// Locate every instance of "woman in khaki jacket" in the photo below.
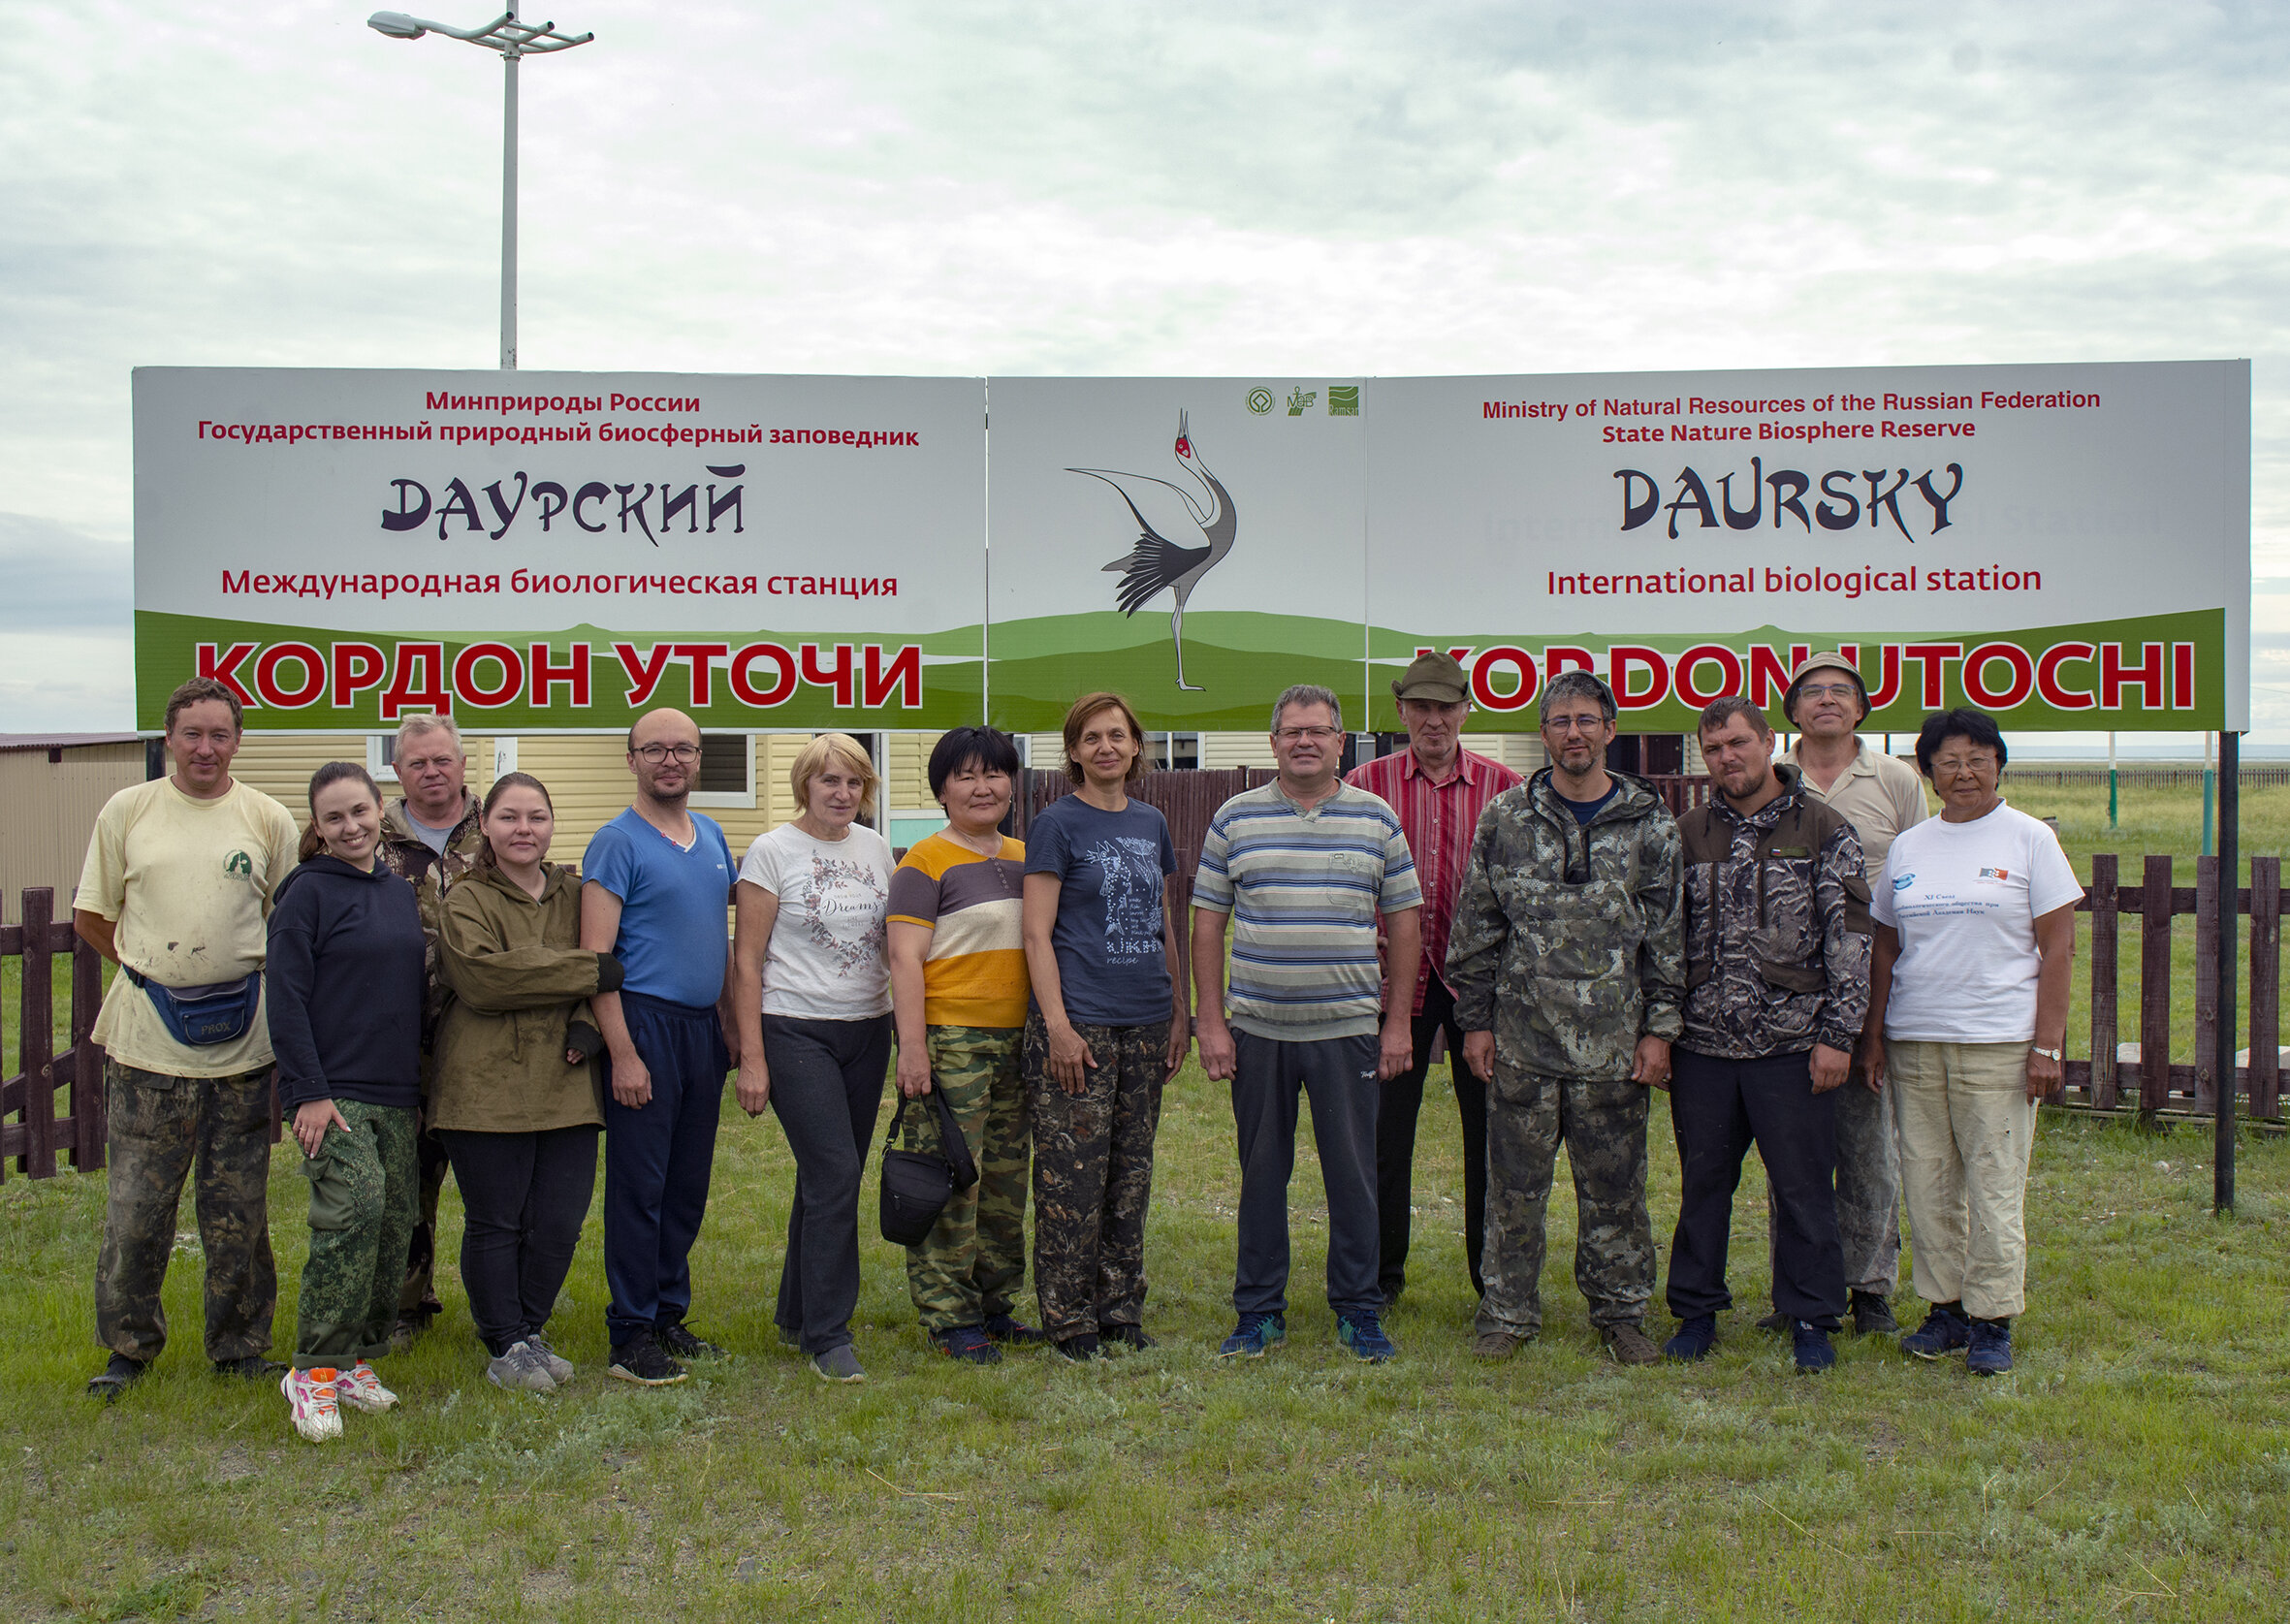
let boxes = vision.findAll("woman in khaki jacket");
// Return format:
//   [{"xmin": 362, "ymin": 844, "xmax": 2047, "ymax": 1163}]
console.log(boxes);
[{"xmin": 433, "ymin": 772, "xmax": 622, "ymax": 1394}]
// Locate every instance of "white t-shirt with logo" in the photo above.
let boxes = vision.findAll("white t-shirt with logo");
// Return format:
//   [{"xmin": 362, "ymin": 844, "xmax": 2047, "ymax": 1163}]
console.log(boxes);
[
  {"xmin": 738, "ymin": 822, "xmax": 896, "ymax": 1020},
  {"xmin": 1871, "ymin": 799, "xmax": 2083, "ymax": 1044}
]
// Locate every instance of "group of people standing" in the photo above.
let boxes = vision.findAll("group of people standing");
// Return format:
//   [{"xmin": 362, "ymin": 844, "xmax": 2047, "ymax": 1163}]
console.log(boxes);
[{"xmin": 76, "ymin": 649, "xmax": 2077, "ymax": 1442}]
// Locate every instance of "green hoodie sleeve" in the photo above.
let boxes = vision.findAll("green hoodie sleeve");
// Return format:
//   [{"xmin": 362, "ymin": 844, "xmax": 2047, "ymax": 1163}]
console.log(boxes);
[{"xmin": 437, "ymin": 883, "xmax": 604, "ymax": 1014}]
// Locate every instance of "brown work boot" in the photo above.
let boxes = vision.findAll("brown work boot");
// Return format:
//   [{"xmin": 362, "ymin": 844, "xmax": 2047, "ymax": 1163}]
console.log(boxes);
[
  {"xmin": 1602, "ymin": 1322, "xmax": 1661, "ymax": 1366},
  {"xmin": 1472, "ymin": 1329, "xmax": 1530, "ymax": 1360}
]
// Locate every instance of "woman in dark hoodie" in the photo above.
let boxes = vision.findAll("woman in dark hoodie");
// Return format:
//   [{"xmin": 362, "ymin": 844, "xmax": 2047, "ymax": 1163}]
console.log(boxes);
[{"xmin": 268, "ymin": 760, "xmax": 427, "ymax": 1444}]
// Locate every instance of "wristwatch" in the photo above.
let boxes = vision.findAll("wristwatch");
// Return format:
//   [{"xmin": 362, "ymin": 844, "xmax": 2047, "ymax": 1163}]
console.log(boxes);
[{"xmin": 2031, "ymin": 1045, "xmax": 2062, "ymax": 1062}]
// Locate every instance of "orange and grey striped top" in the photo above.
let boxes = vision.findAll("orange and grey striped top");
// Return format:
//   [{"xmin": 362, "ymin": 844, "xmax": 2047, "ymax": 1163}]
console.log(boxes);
[{"xmin": 886, "ymin": 832, "xmax": 1030, "ymax": 1029}]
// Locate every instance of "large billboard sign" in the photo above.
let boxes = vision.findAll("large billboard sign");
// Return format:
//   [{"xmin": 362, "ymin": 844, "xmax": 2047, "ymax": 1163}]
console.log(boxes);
[
  {"xmin": 132, "ymin": 368, "xmax": 986, "ymax": 730},
  {"xmin": 134, "ymin": 362, "xmax": 2248, "ymax": 733},
  {"xmin": 1354, "ymin": 362, "xmax": 2248, "ymax": 733}
]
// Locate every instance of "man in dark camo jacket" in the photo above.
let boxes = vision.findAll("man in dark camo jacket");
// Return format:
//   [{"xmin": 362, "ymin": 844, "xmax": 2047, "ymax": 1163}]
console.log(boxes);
[
  {"xmin": 1663, "ymin": 695, "xmax": 1872, "ymax": 1375},
  {"xmin": 1447, "ymin": 670, "xmax": 1684, "ymax": 1367}
]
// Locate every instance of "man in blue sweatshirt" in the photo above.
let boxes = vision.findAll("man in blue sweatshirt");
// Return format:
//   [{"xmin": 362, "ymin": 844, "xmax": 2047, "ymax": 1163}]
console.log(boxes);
[{"xmin": 581, "ymin": 709, "xmax": 742, "ymax": 1386}]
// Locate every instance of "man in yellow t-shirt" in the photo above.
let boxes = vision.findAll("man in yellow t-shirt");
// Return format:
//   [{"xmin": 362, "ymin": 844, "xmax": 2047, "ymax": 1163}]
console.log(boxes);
[{"xmin": 73, "ymin": 678, "xmax": 302, "ymax": 1400}]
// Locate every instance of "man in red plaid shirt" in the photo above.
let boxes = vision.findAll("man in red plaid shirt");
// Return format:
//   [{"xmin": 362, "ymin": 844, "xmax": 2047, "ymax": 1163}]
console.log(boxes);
[{"xmin": 1345, "ymin": 653, "xmax": 1523, "ymax": 1307}]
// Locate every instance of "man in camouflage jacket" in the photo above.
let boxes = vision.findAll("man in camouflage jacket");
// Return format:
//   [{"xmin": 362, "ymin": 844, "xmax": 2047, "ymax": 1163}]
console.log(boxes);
[
  {"xmin": 1448, "ymin": 671, "xmax": 1683, "ymax": 1366},
  {"xmin": 375, "ymin": 716, "xmax": 486, "ymax": 1339},
  {"xmin": 1663, "ymin": 696, "xmax": 1871, "ymax": 1372}
]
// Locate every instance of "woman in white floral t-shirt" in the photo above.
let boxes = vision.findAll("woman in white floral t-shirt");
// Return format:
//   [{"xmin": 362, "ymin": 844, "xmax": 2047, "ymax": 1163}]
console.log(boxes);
[{"xmin": 731, "ymin": 734, "xmax": 896, "ymax": 1383}]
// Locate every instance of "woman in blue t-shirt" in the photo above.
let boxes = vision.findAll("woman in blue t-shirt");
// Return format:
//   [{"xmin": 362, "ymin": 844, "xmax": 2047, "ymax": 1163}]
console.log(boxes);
[{"xmin": 1020, "ymin": 692, "xmax": 1192, "ymax": 1360}]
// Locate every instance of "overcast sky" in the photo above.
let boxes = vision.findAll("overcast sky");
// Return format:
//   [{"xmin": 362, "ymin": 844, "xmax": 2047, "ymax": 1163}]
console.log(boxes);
[{"xmin": 4, "ymin": 0, "xmax": 2285, "ymax": 747}]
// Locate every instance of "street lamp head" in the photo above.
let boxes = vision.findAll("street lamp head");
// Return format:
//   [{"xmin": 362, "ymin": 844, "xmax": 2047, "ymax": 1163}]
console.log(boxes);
[{"xmin": 364, "ymin": 11, "xmax": 593, "ymax": 53}]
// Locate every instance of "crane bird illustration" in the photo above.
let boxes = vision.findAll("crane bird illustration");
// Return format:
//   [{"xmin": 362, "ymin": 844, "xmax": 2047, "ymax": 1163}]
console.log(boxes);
[{"xmin": 1070, "ymin": 410, "xmax": 1236, "ymax": 692}]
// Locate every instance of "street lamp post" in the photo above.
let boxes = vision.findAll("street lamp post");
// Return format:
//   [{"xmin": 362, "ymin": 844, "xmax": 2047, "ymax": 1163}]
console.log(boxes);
[{"xmin": 368, "ymin": 9, "xmax": 593, "ymax": 369}]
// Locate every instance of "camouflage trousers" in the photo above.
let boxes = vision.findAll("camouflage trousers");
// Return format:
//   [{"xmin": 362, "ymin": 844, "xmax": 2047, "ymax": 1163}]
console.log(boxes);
[
  {"xmin": 1024, "ymin": 1011, "xmax": 1171, "ymax": 1340},
  {"xmin": 902, "ymin": 1025, "xmax": 1030, "ymax": 1334},
  {"xmin": 96, "ymin": 1059, "xmax": 278, "ymax": 1364},
  {"xmin": 295, "ymin": 1099, "xmax": 419, "ymax": 1370},
  {"xmin": 1475, "ymin": 1068, "xmax": 1655, "ymax": 1337}
]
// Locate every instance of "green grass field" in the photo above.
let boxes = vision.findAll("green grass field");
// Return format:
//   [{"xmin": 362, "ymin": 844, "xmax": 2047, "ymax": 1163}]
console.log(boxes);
[{"xmin": 0, "ymin": 776, "xmax": 2285, "ymax": 1620}]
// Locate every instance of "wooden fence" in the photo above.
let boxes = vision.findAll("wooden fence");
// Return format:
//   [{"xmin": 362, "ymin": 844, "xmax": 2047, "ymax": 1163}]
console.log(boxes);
[
  {"xmin": 1, "ymin": 887, "xmax": 106, "ymax": 1181},
  {"xmin": 2064, "ymin": 853, "xmax": 2285, "ymax": 1118},
  {"xmin": 5, "ymin": 841, "xmax": 2287, "ymax": 1179}
]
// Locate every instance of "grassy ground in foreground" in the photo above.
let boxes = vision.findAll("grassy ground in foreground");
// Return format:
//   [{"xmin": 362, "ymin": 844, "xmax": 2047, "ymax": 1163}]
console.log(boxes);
[{"xmin": 3, "ymin": 1062, "xmax": 2286, "ymax": 1623}]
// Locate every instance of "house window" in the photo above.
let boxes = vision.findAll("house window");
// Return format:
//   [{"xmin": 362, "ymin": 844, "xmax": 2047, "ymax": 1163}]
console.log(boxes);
[
  {"xmin": 689, "ymin": 733, "xmax": 756, "ymax": 809},
  {"xmin": 366, "ymin": 735, "xmax": 399, "ymax": 783},
  {"xmin": 1146, "ymin": 731, "xmax": 1199, "ymax": 771}
]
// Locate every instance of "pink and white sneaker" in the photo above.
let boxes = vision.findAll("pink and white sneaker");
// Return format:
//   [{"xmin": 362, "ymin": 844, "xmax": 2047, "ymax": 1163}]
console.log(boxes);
[
  {"xmin": 282, "ymin": 1367, "xmax": 342, "ymax": 1443},
  {"xmin": 335, "ymin": 1360, "xmax": 398, "ymax": 1414}
]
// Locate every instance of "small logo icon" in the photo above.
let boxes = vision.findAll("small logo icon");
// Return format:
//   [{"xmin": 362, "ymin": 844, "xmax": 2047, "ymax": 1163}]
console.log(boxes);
[
  {"xmin": 1286, "ymin": 387, "xmax": 1318, "ymax": 416},
  {"xmin": 1327, "ymin": 385, "xmax": 1359, "ymax": 417},
  {"xmin": 1892, "ymin": 872, "xmax": 1915, "ymax": 891},
  {"xmin": 1246, "ymin": 388, "xmax": 1275, "ymax": 416},
  {"xmin": 225, "ymin": 850, "xmax": 253, "ymax": 878},
  {"xmin": 1978, "ymin": 867, "xmax": 2012, "ymax": 881}
]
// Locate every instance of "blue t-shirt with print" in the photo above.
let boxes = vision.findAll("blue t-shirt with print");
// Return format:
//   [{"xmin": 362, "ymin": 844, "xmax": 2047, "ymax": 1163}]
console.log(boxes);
[
  {"xmin": 1024, "ymin": 794, "xmax": 1179, "ymax": 1026},
  {"xmin": 583, "ymin": 808, "xmax": 734, "ymax": 1007}
]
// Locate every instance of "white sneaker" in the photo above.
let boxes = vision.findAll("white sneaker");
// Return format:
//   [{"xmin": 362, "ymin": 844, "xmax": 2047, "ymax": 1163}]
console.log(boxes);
[
  {"xmin": 335, "ymin": 1359, "xmax": 399, "ymax": 1413},
  {"xmin": 282, "ymin": 1367, "xmax": 342, "ymax": 1443},
  {"xmin": 487, "ymin": 1340, "xmax": 558, "ymax": 1393},
  {"xmin": 524, "ymin": 1334, "xmax": 576, "ymax": 1385}
]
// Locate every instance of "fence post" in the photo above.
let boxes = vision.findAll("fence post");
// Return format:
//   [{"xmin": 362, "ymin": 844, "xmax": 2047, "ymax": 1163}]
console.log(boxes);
[
  {"xmin": 2194, "ymin": 856, "xmax": 2220, "ymax": 1113},
  {"xmin": 2215, "ymin": 733, "xmax": 2239, "ymax": 1213},
  {"xmin": 2250, "ymin": 855, "xmax": 2281, "ymax": 1120},
  {"xmin": 2139, "ymin": 855, "xmax": 2174, "ymax": 1122},
  {"xmin": 70, "ymin": 934, "xmax": 105, "ymax": 1169},
  {"xmin": 17, "ymin": 887, "xmax": 58, "ymax": 1179},
  {"xmin": 2090, "ymin": 855, "xmax": 2118, "ymax": 1110}
]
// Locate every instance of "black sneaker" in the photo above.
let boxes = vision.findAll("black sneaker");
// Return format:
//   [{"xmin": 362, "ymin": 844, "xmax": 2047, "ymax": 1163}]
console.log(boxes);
[
  {"xmin": 1900, "ymin": 1302, "xmax": 1972, "ymax": 1359},
  {"xmin": 1792, "ymin": 1321, "xmax": 1836, "ymax": 1374},
  {"xmin": 212, "ymin": 1354, "xmax": 289, "ymax": 1381},
  {"xmin": 1850, "ymin": 1290, "xmax": 1899, "ymax": 1337},
  {"xmin": 1665, "ymin": 1314, "xmax": 1718, "ymax": 1361},
  {"xmin": 1099, "ymin": 1323, "xmax": 1156, "ymax": 1352},
  {"xmin": 981, "ymin": 1313, "xmax": 1045, "ymax": 1346},
  {"xmin": 609, "ymin": 1332, "xmax": 688, "ymax": 1386},
  {"xmin": 1053, "ymin": 1332, "xmax": 1100, "ymax": 1362},
  {"xmin": 1966, "ymin": 1317, "xmax": 2014, "ymax": 1377},
  {"xmin": 654, "ymin": 1321, "xmax": 726, "ymax": 1361},
  {"xmin": 87, "ymin": 1352, "xmax": 147, "ymax": 1402},
  {"xmin": 932, "ymin": 1325, "xmax": 1002, "ymax": 1365},
  {"xmin": 1754, "ymin": 1310, "xmax": 1789, "ymax": 1334}
]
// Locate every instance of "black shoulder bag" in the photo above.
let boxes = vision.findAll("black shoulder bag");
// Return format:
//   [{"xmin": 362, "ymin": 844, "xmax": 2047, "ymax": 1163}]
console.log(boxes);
[{"xmin": 877, "ymin": 1084, "xmax": 979, "ymax": 1247}]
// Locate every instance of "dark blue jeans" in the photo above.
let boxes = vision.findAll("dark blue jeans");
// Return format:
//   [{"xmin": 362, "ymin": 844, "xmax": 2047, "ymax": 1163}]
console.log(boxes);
[
  {"xmin": 1230, "ymin": 1030, "xmax": 1381, "ymax": 1321},
  {"xmin": 764, "ymin": 1013, "xmax": 892, "ymax": 1354},
  {"xmin": 601, "ymin": 992, "xmax": 729, "ymax": 1349},
  {"xmin": 1667, "ymin": 1047, "xmax": 1846, "ymax": 1330}
]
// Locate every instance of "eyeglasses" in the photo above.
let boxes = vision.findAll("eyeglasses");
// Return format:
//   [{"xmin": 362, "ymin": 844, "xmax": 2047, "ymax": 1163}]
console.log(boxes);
[
  {"xmin": 1541, "ymin": 714, "xmax": 1608, "ymax": 734},
  {"xmin": 1274, "ymin": 726, "xmax": 1342, "ymax": 743},
  {"xmin": 1797, "ymin": 682, "xmax": 1860, "ymax": 700},
  {"xmin": 633, "ymin": 744, "xmax": 701, "ymax": 764}
]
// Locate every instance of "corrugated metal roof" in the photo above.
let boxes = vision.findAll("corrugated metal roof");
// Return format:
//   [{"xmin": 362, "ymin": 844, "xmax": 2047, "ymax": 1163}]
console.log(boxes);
[{"xmin": 0, "ymin": 733, "xmax": 143, "ymax": 752}]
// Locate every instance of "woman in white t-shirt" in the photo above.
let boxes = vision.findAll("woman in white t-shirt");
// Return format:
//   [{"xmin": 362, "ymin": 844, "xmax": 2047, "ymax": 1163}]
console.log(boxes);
[
  {"xmin": 730, "ymin": 734, "xmax": 897, "ymax": 1384},
  {"xmin": 1866, "ymin": 709, "xmax": 2080, "ymax": 1379}
]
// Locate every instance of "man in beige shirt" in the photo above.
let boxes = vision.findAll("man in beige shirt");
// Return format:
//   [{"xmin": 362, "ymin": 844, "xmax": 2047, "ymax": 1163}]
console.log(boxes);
[
  {"xmin": 1765, "ymin": 652, "xmax": 1928, "ymax": 1335},
  {"xmin": 74, "ymin": 677, "xmax": 302, "ymax": 1399}
]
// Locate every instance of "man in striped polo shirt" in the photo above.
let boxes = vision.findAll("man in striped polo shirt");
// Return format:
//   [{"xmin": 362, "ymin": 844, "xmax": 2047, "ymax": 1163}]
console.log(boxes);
[{"xmin": 1193, "ymin": 685, "xmax": 1423, "ymax": 1363}]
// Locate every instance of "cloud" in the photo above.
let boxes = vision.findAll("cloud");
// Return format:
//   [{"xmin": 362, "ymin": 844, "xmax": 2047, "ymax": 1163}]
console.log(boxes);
[{"xmin": 4, "ymin": 0, "xmax": 2289, "ymax": 734}]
